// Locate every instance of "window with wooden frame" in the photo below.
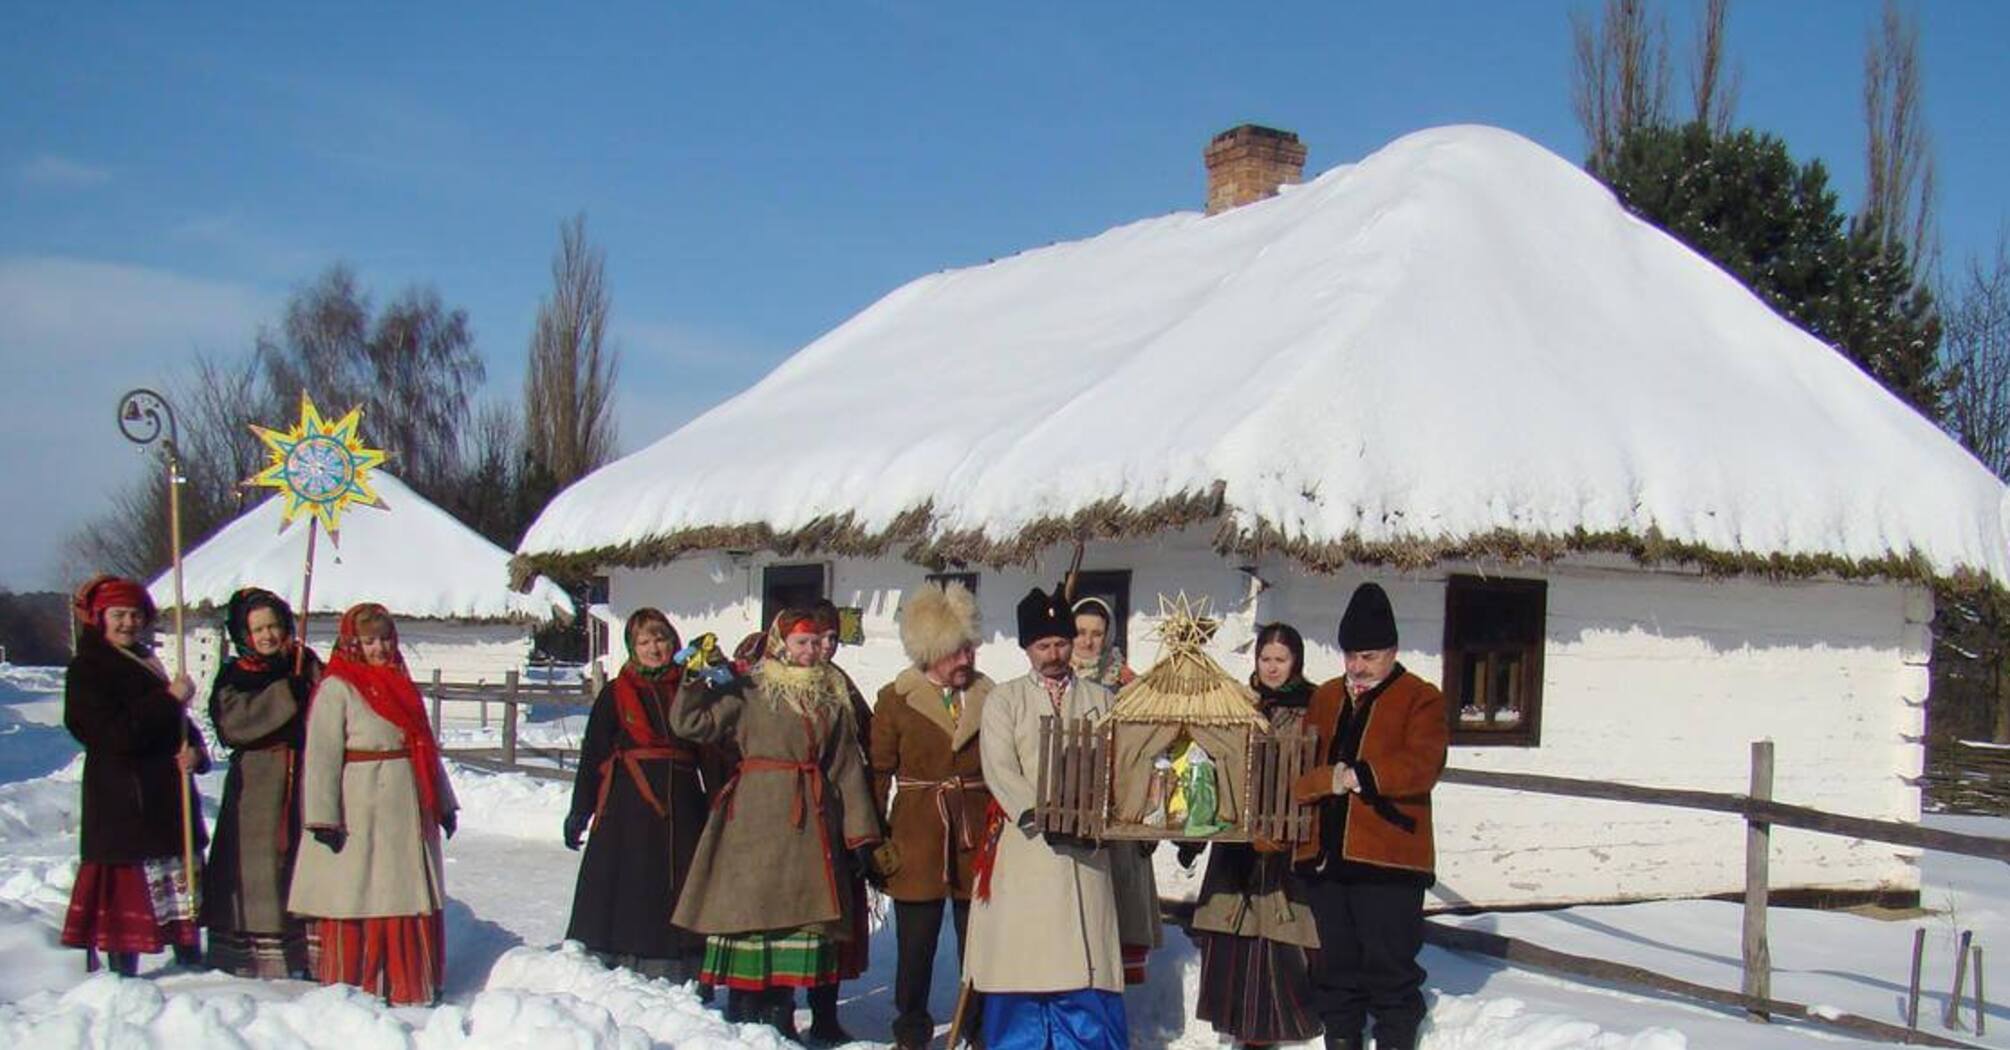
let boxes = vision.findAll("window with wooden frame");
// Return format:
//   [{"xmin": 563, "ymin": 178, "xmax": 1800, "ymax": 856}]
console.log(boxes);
[
  {"xmin": 761, "ymin": 563, "xmax": 827, "ymax": 634},
  {"xmin": 1442, "ymin": 575, "xmax": 1546, "ymax": 746}
]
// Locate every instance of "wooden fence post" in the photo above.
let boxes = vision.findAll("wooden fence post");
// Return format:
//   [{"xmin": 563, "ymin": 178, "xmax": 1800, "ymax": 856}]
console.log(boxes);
[
  {"xmin": 429, "ymin": 669, "xmax": 443, "ymax": 734},
  {"xmin": 1948, "ymin": 928, "xmax": 1974, "ymax": 1030},
  {"xmin": 503, "ymin": 670, "xmax": 520, "ymax": 768},
  {"xmin": 1742, "ymin": 739, "xmax": 1774, "ymax": 1021},
  {"xmin": 1975, "ymin": 945, "xmax": 1987, "ymax": 1036},
  {"xmin": 1909, "ymin": 927, "xmax": 1927, "ymax": 1030}
]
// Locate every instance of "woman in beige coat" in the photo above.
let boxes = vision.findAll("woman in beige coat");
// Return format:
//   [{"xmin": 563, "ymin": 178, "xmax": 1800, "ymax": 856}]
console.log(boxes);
[
  {"xmin": 669, "ymin": 609, "xmax": 879, "ymax": 1040},
  {"xmin": 288, "ymin": 603, "xmax": 458, "ymax": 1005}
]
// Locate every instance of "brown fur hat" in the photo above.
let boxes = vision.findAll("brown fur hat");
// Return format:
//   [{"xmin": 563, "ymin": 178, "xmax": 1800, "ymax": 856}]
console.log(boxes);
[{"xmin": 899, "ymin": 580, "xmax": 981, "ymax": 668}]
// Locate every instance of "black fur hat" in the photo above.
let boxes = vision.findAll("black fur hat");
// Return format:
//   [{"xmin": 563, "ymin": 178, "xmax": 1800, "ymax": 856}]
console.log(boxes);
[
  {"xmin": 1337, "ymin": 582, "xmax": 1398, "ymax": 651},
  {"xmin": 1016, "ymin": 584, "xmax": 1077, "ymax": 648}
]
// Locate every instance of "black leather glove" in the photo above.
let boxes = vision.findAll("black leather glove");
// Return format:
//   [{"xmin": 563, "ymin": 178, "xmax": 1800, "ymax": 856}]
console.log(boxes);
[
  {"xmin": 852, "ymin": 845, "xmax": 885, "ymax": 889},
  {"xmin": 440, "ymin": 811, "xmax": 458, "ymax": 839},
  {"xmin": 563, "ymin": 812, "xmax": 590, "ymax": 851},
  {"xmin": 1176, "ymin": 841, "xmax": 1205, "ymax": 869},
  {"xmin": 1042, "ymin": 828, "xmax": 1085, "ymax": 851},
  {"xmin": 311, "ymin": 827, "xmax": 346, "ymax": 853}
]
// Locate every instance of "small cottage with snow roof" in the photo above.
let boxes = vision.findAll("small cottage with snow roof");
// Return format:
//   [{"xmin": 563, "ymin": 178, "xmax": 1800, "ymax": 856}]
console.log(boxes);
[
  {"xmin": 156, "ymin": 471, "xmax": 574, "ymax": 694},
  {"xmin": 514, "ymin": 124, "xmax": 2008, "ymax": 909}
]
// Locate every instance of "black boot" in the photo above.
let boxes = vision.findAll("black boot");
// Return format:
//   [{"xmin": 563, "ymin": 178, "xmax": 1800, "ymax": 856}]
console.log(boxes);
[
  {"xmin": 172, "ymin": 942, "xmax": 202, "ymax": 970},
  {"xmin": 765, "ymin": 987, "xmax": 801, "ymax": 1042},
  {"xmin": 804, "ymin": 982, "xmax": 851, "ymax": 1045},
  {"xmin": 724, "ymin": 988, "xmax": 756, "ymax": 1024},
  {"xmin": 1323, "ymin": 1035, "xmax": 1362, "ymax": 1050},
  {"xmin": 108, "ymin": 951, "xmax": 140, "ymax": 977}
]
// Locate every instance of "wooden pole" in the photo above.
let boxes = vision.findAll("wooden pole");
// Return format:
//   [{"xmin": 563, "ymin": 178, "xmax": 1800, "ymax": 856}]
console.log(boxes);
[
  {"xmin": 503, "ymin": 670, "xmax": 520, "ymax": 768},
  {"xmin": 1948, "ymin": 929, "xmax": 1974, "ymax": 1030},
  {"xmin": 1910, "ymin": 927, "xmax": 1928, "ymax": 1031},
  {"xmin": 294, "ymin": 519, "xmax": 319, "ymax": 675},
  {"xmin": 1742, "ymin": 740, "xmax": 1774, "ymax": 1021},
  {"xmin": 944, "ymin": 978, "xmax": 976, "ymax": 1049},
  {"xmin": 1975, "ymin": 945, "xmax": 1987, "ymax": 1036},
  {"xmin": 166, "ymin": 447, "xmax": 197, "ymax": 899},
  {"xmin": 430, "ymin": 669, "xmax": 443, "ymax": 734}
]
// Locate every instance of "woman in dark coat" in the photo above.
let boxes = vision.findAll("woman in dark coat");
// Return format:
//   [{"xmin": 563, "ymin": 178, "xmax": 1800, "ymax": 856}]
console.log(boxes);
[
  {"xmin": 1181, "ymin": 622, "xmax": 1323, "ymax": 1048},
  {"xmin": 563, "ymin": 608, "xmax": 710, "ymax": 980},
  {"xmin": 203, "ymin": 587, "xmax": 320, "ymax": 978},
  {"xmin": 60, "ymin": 574, "xmax": 210, "ymax": 977}
]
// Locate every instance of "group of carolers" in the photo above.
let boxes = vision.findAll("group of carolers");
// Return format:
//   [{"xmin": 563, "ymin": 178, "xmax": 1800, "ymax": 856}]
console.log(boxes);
[
  {"xmin": 62, "ymin": 575, "xmax": 457, "ymax": 1005},
  {"xmin": 60, "ymin": 567, "xmax": 1447, "ymax": 1050}
]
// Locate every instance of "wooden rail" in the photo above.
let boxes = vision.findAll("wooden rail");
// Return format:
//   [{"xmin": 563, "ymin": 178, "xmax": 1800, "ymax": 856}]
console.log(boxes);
[
  {"xmin": 1440, "ymin": 744, "xmax": 2008, "ymax": 1041},
  {"xmin": 426, "ymin": 667, "xmax": 602, "ymax": 770}
]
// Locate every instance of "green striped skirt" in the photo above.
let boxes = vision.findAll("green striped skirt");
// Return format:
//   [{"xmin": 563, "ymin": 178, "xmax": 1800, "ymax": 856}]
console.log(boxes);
[{"xmin": 700, "ymin": 929, "xmax": 837, "ymax": 990}]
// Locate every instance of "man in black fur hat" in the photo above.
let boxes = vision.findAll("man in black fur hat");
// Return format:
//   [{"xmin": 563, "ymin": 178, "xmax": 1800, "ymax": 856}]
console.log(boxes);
[
  {"xmin": 962, "ymin": 584, "xmax": 1129, "ymax": 1049},
  {"xmin": 1290, "ymin": 582, "xmax": 1449, "ymax": 1050}
]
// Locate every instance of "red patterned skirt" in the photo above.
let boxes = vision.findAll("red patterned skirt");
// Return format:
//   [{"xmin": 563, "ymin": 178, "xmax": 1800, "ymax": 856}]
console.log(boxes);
[
  {"xmin": 316, "ymin": 914, "xmax": 445, "ymax": 1005},
  {"xmin": 61, "ymin": 860, "xmax": 200, "ymax": 956},
  {"xmin": 1122, "ymin": 943, "xmax": 1150, "ymax": 985}
]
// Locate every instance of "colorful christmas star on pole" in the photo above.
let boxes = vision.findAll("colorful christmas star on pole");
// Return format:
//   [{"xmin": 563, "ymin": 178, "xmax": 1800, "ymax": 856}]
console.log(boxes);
[{"xmin": 247, "ymin": 393, "xmax": 390, "ymax": 667}]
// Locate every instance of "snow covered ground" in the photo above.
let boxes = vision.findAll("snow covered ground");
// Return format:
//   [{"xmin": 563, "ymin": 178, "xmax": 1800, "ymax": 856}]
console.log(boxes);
[{"xmin": 2, "ymin": 662, "xmax": 2004, "ymax": 1048}]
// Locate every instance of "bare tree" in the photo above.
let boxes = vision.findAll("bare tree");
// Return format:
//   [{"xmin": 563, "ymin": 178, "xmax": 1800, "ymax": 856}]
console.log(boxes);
[
  {"xmin": 1862, "ymin": 0, "xmax": 1937, "ymax": 271},
  {"xmin": 62, "ymin": 353, "xmax": 267, "ymax": 586},
  {"xmin": 1688, "ymin": 0, "xmax": 1740, "ymax": 134},
  {"xmin": 1572, "ymin": 0, "xmax": 1671, "ymax": 173},
  {"xmin": 524, "ymin": 214, "xmax": 620, "ymax": 498},
  {"xmin": 1942, "ymin": 235, "xmax": 2010, "ymax": 479},
  {"xmin": 256, "ymin": 264, "xmax": 484, "ymax": 499}
]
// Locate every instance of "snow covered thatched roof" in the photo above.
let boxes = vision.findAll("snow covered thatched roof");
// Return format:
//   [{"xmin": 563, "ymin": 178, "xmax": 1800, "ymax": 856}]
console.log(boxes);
[
  {"xmin": 517, "ymin": 125, "xmax": 2010, "ymax": 586},
  {"xmin": 156, "ymin": 472, "xmax": 573, "ymax": 623}
]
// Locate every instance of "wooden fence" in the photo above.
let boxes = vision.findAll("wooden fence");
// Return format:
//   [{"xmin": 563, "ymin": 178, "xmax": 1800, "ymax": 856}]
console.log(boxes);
[
  {"xmin": 426, "ymin": 668, "xmax": 601, "ymax": 777},
  {"xmin": 1922, "ymin": 739, "xmax": 2010, "ymax": 813},
  {"xmin": 1436, "ymin": 742, "xmax": 2007, "ymax": 1047}
]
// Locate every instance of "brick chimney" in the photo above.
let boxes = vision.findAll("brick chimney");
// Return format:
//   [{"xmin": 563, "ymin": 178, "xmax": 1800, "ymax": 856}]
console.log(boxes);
[{"xmin": 1204, "ymin": 124, "xmax": 1307, "ymax": 215}]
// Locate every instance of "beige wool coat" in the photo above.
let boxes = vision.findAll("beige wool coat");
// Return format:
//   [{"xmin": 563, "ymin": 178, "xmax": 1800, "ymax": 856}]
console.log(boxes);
[
  {"xmin": 668, "ymin": 668, "xmax": 880, "ymax": 938},
  {"xmin": 288, "ymin": 676, "xmax": 458, "ymax": 919},
  {"xmin": 966, "ymin": 674, "xmax": 1125, "ymax": 995}
]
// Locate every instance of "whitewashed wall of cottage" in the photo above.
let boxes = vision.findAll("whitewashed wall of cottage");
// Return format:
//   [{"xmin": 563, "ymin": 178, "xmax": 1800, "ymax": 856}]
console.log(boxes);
[{"xmin": 608, "ymin": 526, "xmax": 1929, "ymax": 908}]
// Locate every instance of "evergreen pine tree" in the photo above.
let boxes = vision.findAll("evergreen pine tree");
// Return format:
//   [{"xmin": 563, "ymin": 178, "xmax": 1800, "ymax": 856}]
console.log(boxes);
[{"xmin": 1593, "ymin": 121, "xmax": 1942, "ymax": 418}]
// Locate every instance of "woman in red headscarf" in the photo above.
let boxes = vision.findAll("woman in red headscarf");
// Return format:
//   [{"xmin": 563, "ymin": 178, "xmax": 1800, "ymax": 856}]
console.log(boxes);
[
  {"xmin": 287, "ymin": 603, "xmax": 458, "ymax": 1005},
  {"xmin": 561, "ymin": 608, "xmax": 710, "ymax": 980},
  {"xmin": 669, "ymin": 609, "xmax": 881, "ymax": 1041},
  {"xmin": 60, "ymin": 574, "xmax": 210, "ymax": 977}
]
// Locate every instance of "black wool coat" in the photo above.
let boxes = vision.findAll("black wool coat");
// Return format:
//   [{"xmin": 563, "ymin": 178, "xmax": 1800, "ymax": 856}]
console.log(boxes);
[
  {"xmin": 64, "ymin": 634, "xmax": 210, "ymax": 864},
  {"xmin": 564, "ymin": 671, "xmax": 711, "ymax": 961}
]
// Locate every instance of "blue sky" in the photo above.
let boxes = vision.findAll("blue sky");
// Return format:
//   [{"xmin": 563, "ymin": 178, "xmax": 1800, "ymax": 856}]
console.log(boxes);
[{"xmin": 3, "ymin": 1, "xmax": 2006, "ymax": 589}]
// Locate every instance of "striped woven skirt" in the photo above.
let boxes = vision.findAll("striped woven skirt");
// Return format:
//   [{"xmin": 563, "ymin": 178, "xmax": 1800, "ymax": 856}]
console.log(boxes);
[
  {"xmin": 208, "ymin": 924, "xmax": 316, "ymax": 979},
  {"xmin": 61, "ymin": 858, "xmax": 200, "ymax": 958},
  {"xmin": 701, "ymin": 930, "xmax": 837, "ymax": 991},
  {"xmin": 1194, "ymin": 930, "xmax": 1323, "ymax": 1044},
  {"xmin": 316, "ymin": 914, "xmax": 444, "ymax": 1005}
]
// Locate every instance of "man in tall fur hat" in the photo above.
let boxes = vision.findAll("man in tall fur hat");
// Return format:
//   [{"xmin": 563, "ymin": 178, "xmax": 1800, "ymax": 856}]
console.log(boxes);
[
  {"xmin": 965, "ymin": 584, "xmax": 1127, "ymax": 1050},
  {"xmin": 1291, "ymin": 582, "xmax": 1449, "ymax": 1050},
  {"xmin": 871, "ymin": 580, "xmax": 994, "ymax": 1049}
]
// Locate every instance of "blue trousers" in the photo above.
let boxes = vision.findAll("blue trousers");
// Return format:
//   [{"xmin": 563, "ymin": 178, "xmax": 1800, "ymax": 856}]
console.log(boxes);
[{"xmin": 981, "ymin": 989, "xmax": 1127, "ymax": 1050}]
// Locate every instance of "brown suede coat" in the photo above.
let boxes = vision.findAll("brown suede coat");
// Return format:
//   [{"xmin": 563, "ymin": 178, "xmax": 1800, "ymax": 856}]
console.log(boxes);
[
  {"xmin": 1292, "ymin": 671, "xmax": 1448, "ymax": 875},
  {"xmin": 869, "ymin": 667, "xmax": 993, "ymax": 901}
]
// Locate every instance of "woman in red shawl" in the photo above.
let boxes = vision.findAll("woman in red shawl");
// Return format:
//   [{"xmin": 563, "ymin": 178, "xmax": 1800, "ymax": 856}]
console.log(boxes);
[
  {"xmin": 561, "ymin": 608, "xmax": 710, "ymax": 980},
  {"xmin": 60, "ymin": 574, "xmax": 210, "ymax": 976},
  {"xmin": 287, "ymin": 603, "xmax": 458, "ymax": 1005}
]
